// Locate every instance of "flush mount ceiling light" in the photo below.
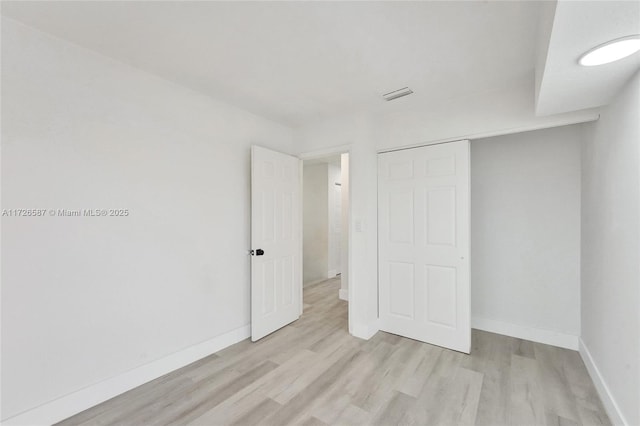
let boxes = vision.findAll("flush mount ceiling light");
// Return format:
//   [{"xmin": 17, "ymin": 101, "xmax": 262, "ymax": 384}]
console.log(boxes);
[
  {"xmin": 578, "ymin": 35, "xmax": 640, "ymax": 66},
  {"xmin": 382, "ymin": 87, "xmax": 413, "ymax": 101}
]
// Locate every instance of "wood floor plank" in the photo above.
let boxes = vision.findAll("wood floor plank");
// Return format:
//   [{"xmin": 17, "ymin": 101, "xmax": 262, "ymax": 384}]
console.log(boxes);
[
  {"xmin": 370, "ymin": 391, "xmax": 416, "ymax": 426},
  {"xmin": 309, "ymin": 393, "xmax": 352, "ymax": 425},
  {"xmin": 473, "ymin": 332, "xmax": 514, "ymax": 426},
  {"xmin": 307, "ymin": 348, "xmax": 384, "ymax": 423},
  {"xmin": 508, "ymin": 354, "xmax": 545, "ymax": 425},
  {"xmin": 415, "ymin": 365, "xmax": 483, "ymax": 426},
  {"xmin": 57, "ymin": 278, "xmax": 610, "ymax": 426},
  {"xmin": 188, "ymin": 390, "xmax": 274, "ymax": 426},
  {"xmin": 559, "ymin": 349, "xmax": 611, "ymax": 426},
  {"xmin": 268, "ymin": 336, "xmax": 359, "ymax": 404},
  {"xmin": 454, "ymin": 367, "xmax": 484, "ymax": 425},
  {"xmin": 396, "ymin": 343, "xmax": 442, "ymax": 398},
  {"xmin": 545, "ymin": 411, "xmax": 581, "ymax": 426},
  {"xmin": 153, "ymin": 361, "xmax": 277, "ymax": 426},
  {"xmin": 514, "ymin": 338, "xmax": 536, "ymax": 359},
  {"xmin": 333, "ymin": 403, "xmax": 371, "ymax": 426},
  {"xmin": 228, "ymin": 397, "xmax": 282, "ymax": 426},
  {"xmin": 185, "ymin": 350, "xmax": 316, "ymax": 425},
  {"xmin": 534, "ymin": 343, "xmax": 583, "ymax": 423},
  {"xmin": 350, "ymin": 338, "xmax": 423, "ymax": 412},
  {"xmin": 261, "ymin": 349, "xmax": 363, "ymax": 425},
  {"xmin": 298, "ymin": 415, "xmax": 329, "ymax": 426}
]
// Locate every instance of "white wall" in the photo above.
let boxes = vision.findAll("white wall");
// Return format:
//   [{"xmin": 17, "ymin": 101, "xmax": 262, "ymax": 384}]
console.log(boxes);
[
  {"xmin": 580, "ymin": 70, "xmax": 640, "ymax": 426},
  {"xmin": 303, "ymin": 164, "xmax": 329, "ymax": 285},
  {"xmin": 1, "ymin": 18, "xmax": 293, "ymax": 421},
  {"xmin": 339, "ymin": 153, "xmax": 350, "ymax": 301},
  {"xmin": 376, "ymin": 80, "xmax": 599, "ymax": 151},
  {"xmin": 470, "ymin": 125, "xmax": 582, "ymax": 348},
  {"xmin": 327, "ymin": 162, "xmax": 342, "ymax": 277}
]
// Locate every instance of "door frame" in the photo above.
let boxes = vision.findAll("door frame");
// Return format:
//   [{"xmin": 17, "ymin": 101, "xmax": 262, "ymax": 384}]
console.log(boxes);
[{"xmin": 299, "ymin": 144, "xmax": 353, "ymax": 334}]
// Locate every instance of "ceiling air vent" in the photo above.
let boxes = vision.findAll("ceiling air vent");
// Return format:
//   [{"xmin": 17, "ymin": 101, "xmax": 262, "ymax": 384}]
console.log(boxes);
[{"xmin": 382, "ymin": 87, "xmax": 413, "ymax": 101}]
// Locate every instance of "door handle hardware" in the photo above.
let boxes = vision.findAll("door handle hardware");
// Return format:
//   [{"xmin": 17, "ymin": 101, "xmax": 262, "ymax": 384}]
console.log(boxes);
[{"xmin": 251, "ymin": 249, "xmax": 265, "ymax": 256}]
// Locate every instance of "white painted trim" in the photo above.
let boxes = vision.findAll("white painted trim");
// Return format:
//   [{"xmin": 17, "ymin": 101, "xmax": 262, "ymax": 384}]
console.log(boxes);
[
  {"xmin": 2, "ymin": 325, "xmax": 251, "ymax": 426},
  {"xmin": 377, "ymin": 113, "xmax": 600, "ymax": 154},
  {"xmin": 352, "ymin": 319, "xmax": 380, "ymax": 340},
  {"xmin": 471, "ymin": 317, "xmax": 578, "ymax": 350},
  {"xmin": 579, "ymin": 338, "xmax": 627, "ymax": 426},
  {"xmin": 298, "ymin": 156, "xmax": 304, "ymax": 317},
  {"xmin": 339, "ymin": 288, "xmax": 349, "ymax": 301}
]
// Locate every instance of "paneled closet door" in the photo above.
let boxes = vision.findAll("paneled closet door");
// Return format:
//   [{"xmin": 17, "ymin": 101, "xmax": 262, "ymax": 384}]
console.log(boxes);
[{"xmin": 378, "ymin": 140, "xmax": 470, "ymax": 353}]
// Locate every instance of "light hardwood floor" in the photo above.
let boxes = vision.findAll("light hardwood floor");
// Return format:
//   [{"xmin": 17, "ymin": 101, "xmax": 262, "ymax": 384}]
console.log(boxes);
[{"xmin": 58, "ymin": 278, "xmax": 610, "ymax": 426}]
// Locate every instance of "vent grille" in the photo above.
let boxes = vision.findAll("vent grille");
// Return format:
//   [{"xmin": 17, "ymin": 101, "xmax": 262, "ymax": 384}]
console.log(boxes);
[{"xmin": 382, "ymin": 87, "xmax": 413, "ymax": 101}]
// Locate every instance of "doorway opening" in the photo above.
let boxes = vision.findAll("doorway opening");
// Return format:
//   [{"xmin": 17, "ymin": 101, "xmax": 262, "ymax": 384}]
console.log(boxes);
[{"xmin": 302, "ymin": 152, "xmax": 350, "ymax": 329}]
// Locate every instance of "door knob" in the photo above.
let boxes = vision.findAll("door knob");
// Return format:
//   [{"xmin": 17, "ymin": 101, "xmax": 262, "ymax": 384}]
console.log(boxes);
[{"xmin": 251, "ymin": 249, "xmax": 265, "ymax": 256}]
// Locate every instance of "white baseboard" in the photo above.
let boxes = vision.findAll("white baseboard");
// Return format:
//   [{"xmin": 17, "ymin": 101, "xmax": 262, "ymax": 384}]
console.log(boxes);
[
  {"xmin": 2, "ymin": 325, "xmax": 251, "ymax": 426},
  {"xmin": 352, "ymin": 319, "xmax": 379, "ymax": 340},
  {"xmin": 471, "ymin": 317, "xmax": 578, "ymax": 350},
  {"xmin": 338, "ymin": 288, "xmax": 349, "ymax": 301},
  {"xmin": 579, "ymin": 338, "xmax": 627, "ymax": 426}
]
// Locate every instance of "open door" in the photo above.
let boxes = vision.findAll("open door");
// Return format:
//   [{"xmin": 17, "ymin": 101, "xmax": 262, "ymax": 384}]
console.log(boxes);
[
  {"xmin": 378, "ymin": 140, "xmax": 470, "ymax": 353},
  {"xmin": 251, "ymin": 146, "xmax": 302, "ymax": 341}
]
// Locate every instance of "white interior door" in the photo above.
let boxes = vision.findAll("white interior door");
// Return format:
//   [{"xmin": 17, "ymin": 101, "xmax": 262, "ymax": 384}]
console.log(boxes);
[
  {"xmin": 251, "ymin": 146, "xmax": 302, "ymax": 341},
  {"xmin": 378, "ymin": 140, "xmax": 470, "ymax": 353}
]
